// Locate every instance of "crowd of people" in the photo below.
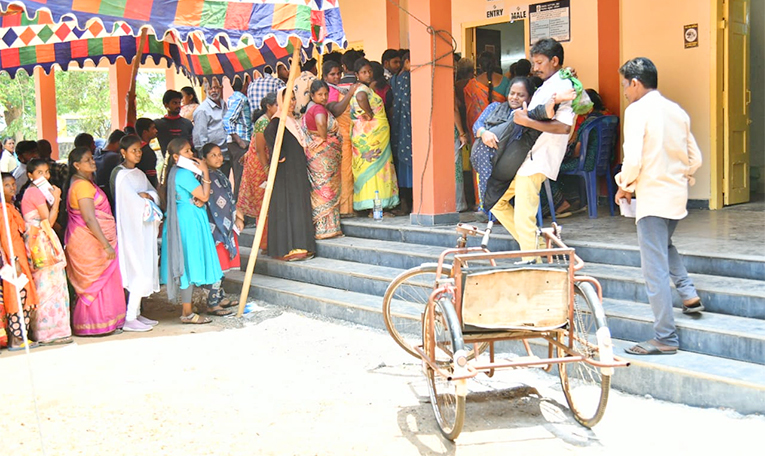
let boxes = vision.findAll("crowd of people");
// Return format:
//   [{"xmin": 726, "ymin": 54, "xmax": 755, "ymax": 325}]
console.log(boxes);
[{"xmin": 0, "ymin": 38, "xmax": 618, "ymax": 352}]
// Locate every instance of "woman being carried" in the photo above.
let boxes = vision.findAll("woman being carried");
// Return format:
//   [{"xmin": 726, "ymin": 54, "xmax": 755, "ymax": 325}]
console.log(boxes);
[
  {"xmin": 160, "ymin": 138, "xmax": 222, "ymax": 324},
  {"xmin": 263, "ymin": 88, "xmax": 316, "ymax": 261},
  {"xmin": 1, "ymin": 173, "xmax": 39, "ymax": 349},
  {"xmin": 20, "ymin": 159, "xmax": 71, "ymax": 344},
  {"xmin": 112, "ymin": 135, "xmax": 161, "ymax": 332},
  {"xmin": 302, "ymin": 80, "xmax": 343, "ymax": 239},
  {"xmin": 472, "ymin": 76, "xmax": 582, "ymax": 213},
  {"xmin": 201, "ymin": 143, "xmax": 242, "ymax": 314},
  {"xmin": 64, "ymin": 147, "xmax": 125, "ymax": 336},
  {"xmin": 350, "ymin": 58, "xmax": 400, "ymax": 214}
]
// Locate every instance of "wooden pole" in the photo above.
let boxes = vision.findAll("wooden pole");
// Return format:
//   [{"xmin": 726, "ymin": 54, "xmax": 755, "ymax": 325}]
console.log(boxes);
[
  {"xmin": 237, "ymin": 38, "xmax": 302, "ymax": 317},
  {"xmin": 125, "ymin": 28, "xmax": 149, "ymax": 126}
]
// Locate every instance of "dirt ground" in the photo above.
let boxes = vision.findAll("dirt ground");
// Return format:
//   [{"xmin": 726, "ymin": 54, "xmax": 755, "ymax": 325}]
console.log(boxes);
[{"xmin": 2, "ymin": 295, "xmax": 764, "ymax": 456}]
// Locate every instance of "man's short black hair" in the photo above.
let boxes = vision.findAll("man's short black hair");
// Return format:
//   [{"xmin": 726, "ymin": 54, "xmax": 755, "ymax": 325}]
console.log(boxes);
[
  {"xmin": 515, "ymin": 58, "xmax": 532, "ymax": 77},
  {"xmin": 135, "ymin": 118, "xmax": 155, "ymax": 138},
  {"xmin": 231, "ymin": 78, "xmax": 244, "ymax": 92},
  {"xmin": 108, "ymin": 129, "xmax": 126, "ymax": 145},
  {"xmin": 162, "ymin": 89, "xmax": 183, "ymax": 106},
  {"xmin": 15, "ymin": 140, "xmax": 38, "ymax": 156},
  {"xmin": 381, "ymin": 49, "xmax": 400, "ymax": 64},
  {"xmin": 341, "ymin": 50, "xmax": 362, "ymax": 72},
  {"xmin": 619, "ymin": 57, "xmax": 658, "ymax": 90},
  {"xmin": 301, "ymin": 58, "xmax": 317, "ymax": 73},
  {"xmin": 73, "ymin": 133, "xmax": 94, "ymax": 149},
  {"xmin": 530, "ymin": 38, "xmax": 564, "ymax": 66}
]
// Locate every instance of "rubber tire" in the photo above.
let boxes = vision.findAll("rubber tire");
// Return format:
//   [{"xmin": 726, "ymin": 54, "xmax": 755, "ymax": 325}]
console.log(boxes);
[
  {"xmin": 558, "ymin": 282, "xmax": 611, "ymax": 428},
  {"xmin": 382, "ymin": 264, "xmax": 453, "ymax": 358},
  {"xmin": 423, "ymin": 295, "xmax": 467, "ymax": 441}
]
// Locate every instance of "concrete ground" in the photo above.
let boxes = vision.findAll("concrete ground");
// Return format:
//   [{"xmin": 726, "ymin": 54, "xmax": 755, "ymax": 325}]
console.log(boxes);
[{"xmin": 3, "ymin": 296, "xmax": 764, "ymax": 455}]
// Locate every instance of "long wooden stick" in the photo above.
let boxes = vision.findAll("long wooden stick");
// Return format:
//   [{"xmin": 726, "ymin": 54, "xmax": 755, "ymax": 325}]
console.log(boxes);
[
  {"xmin": 125, "ymin": 27, "xmax": 149, "ymax": 127},
  {"xmin": 237, "ymin": 38, "xmax": 302, "ymax": 317}
]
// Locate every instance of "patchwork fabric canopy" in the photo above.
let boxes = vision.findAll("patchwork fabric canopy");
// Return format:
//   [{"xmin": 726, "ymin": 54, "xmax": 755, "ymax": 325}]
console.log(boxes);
[{"xmin": 0, "ymin": 0, "xmax": 345, "ymax": 82}]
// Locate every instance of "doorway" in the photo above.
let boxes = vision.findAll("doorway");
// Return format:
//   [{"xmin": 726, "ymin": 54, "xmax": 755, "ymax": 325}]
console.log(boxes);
[{"xmin": 465, "ymin": 20, "xmax": 526, "ymax": 75}]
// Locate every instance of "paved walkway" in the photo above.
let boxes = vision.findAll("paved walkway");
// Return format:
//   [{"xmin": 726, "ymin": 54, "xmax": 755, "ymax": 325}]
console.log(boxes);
[{"xmin": 4, "ymin": 305, "xmax": 764, "ymax": 455}]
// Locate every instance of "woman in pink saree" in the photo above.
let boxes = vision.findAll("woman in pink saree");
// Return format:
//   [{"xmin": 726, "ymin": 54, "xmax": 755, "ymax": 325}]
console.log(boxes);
[{"xmin": 64, "ymin": 147, "xmax": 126, "ymax": 336}]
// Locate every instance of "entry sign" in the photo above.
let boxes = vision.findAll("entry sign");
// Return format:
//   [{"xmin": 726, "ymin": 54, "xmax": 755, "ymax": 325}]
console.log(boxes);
[
  {"xmin": 486, "ymin": 0, "xmax": 504, "ymax": 19},
  {"xmin": 529, "ymin": 0, "xmax": 571, "ymax": 44},
  {"xmin": 684, "ymin": 23, "xmax": 699, "ymax": 48}
]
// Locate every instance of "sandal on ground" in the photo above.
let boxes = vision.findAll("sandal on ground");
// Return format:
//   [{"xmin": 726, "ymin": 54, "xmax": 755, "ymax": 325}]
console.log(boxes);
[
  {"xmin": 8, "ymin": 340, "xmax": 40, "ymax": 351},
  {"xmin": 625, "ymin": 340, "xmax": 677, "ymax": 355},
  {"xmin": 682, "ymin": 298, "xmax": 705, "ymax": 314},
  {"xmin": 206, "ymin": 306, "xmax": 233, "ymax": 316},
  {"xmin": 180, "ymin": 313, "xmax": 212, "ymax": 325},
  {"xmin": 219, "ymin": 298, "xmax": 237, "ymax": 309},
  {"xmin": 40, "ymin": 337, "xmax": 73, "ymax": 346}
]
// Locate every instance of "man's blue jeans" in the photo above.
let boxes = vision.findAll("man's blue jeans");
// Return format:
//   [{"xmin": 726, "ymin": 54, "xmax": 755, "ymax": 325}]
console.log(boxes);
[{"xmin": 636, "ymin": 216, "xmax": 699, "ymax": 347}]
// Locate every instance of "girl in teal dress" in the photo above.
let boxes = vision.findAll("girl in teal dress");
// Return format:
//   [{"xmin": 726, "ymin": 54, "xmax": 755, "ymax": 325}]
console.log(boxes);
[{"xmin": 160, "ymin": 138, "xmax": 222, "ymax": 324}]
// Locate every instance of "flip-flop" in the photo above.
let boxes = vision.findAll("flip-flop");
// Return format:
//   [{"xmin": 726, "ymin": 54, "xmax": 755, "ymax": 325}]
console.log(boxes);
[
  {"xmin": 682, "ymin": 300, "xmax": 705, "ymax": 314},
  {"xmin": 207, "ymin": 306, "xmax": 233, "ymax": 316},
  {"xmin": 625, "ymin": 340, "xmax": 677, "ymax": 355},
  {"xmin": 219, "ymin": 299, "xmax": 237, "ymax": 308},
  {"xmin": 180, "ymin": 313, "xmax": 212, "ymax": 325},
  {"xmin": 8, "ymin": 340, "xmax": 40, "ymax": 351}
]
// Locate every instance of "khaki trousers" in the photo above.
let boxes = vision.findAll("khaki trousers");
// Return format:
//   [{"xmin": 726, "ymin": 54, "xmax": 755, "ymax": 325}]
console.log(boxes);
[{"xmin": 490, "ymin": 173, "xmax": 546, "ymax": 261}]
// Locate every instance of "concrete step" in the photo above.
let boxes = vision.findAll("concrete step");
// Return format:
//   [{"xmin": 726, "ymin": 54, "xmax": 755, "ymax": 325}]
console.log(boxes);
[
  {"xmin": 240, "ymin": 248, "xmax": 765, "ymax": 365},
  {"xmin": 224, "ymin": 270, "xmax": 765, "ymax": 414},
  {"xmin": 309, "ymin": 236, "xmax": 765, "ymax": 320},
  {"xmin": 324, "ymin": 219, "xmax": 765, "ymax": 282}
]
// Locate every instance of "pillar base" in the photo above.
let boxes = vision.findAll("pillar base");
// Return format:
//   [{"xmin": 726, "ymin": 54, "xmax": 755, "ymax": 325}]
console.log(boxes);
[{"xmin": 409, "ymin": 212, "xmax": 460, "ymax": 226}]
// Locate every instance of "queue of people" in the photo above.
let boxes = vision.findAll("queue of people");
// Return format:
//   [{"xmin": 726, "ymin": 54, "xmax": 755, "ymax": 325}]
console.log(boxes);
[{"xmin": 0, "ymin": 40, "xmax": 628, "ymax": 353}]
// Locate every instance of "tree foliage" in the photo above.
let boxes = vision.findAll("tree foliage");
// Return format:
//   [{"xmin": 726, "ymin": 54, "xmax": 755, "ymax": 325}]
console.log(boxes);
[{"xmin": 0, "ymin": 68, "xmax": 167, "ymax": 141}]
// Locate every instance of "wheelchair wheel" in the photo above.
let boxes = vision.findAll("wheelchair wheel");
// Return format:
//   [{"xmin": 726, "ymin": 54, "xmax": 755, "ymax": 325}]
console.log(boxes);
[
  {"xmin": 423, "ymin": 295, "xmax": 466, "ymax": 441},
  {"xmin": 558, "ymin": 282, "xmax": 611, "ymax": 428},
  {"xmin": 383, "ymin": 264, "xmax": 488, "ymax": 359}
]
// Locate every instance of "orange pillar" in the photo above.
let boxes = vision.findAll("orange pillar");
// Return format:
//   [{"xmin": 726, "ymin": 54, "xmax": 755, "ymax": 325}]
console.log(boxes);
[
  {"xmin": 34, "ymin": 67, "xmax": 59, "ymax": 159},
  {"xmin": 598, "ymin": 0, "xmax": 621, "ymax": 163},
  {"xmin": 386, "ymin": 0, "xmax": 400, "ymax": 50},
  {"xmin": 597, "ymin": 0, "xmax": 621, "ymax": 116},
  {"xmin": 409, "ymin": 0, "xmax": 457, "ymax": 225},
  {"xmin": 109, "ymin": 58, "xmax": 132, "ymax": 130}
]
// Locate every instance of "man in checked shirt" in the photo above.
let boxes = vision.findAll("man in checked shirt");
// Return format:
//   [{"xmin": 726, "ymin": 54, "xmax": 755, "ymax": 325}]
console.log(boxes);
[{"xmin": 223, "ymin": 75, "xmax": 252, "ymax": 198}]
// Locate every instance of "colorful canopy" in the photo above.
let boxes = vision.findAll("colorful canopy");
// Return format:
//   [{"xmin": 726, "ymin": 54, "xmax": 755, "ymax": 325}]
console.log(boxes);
[{"xmin": 0, "ymin": 0, "xmax": 345, "ymax": 82}]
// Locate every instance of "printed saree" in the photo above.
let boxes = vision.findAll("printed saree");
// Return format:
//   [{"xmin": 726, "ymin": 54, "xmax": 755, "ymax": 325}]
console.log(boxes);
[{"xmin": 65, "ymin": 179, "xmax": 125, "ymax": 336}]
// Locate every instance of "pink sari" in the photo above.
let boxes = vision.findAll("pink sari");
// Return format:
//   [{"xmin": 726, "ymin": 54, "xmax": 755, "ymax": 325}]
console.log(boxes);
[{"xmin": 65, "ymin": 180, "xmax": 125, "ymax": 336}]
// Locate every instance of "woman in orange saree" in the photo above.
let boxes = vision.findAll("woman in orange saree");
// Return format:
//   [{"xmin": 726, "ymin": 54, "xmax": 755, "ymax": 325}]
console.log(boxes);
[
  {"xmin": 463, "ymin": 52, "xmax": 510, "ymax": 142},
  {"xmin": 64, "ymin": 148, "xmax": 126, "ymax": 336}
]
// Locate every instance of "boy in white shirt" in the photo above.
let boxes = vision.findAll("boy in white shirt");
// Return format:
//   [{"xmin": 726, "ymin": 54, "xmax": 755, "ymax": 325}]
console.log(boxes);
[{"xmin": 615, "ymin": 57, "xmax": 703, "ymax": 355}]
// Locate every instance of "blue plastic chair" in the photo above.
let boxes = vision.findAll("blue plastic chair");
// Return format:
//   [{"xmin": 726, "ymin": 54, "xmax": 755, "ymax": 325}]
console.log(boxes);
[{"xmin": 560, "ymin": 115, "xmax": 620, "ymax": 218}]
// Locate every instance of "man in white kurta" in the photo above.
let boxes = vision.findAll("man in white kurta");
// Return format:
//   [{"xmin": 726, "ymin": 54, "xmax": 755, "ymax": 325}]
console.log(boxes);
[
  {"xmin": 615, "ymin": 57, "xmax": 703, "ymax": 355},
  {"xmin": 490, "ymin": 38, "xmax": 574, "ymax": 261}
]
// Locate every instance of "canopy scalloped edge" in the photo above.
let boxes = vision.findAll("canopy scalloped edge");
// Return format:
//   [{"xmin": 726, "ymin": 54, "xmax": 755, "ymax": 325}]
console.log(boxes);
[{"xmin": 0, "ymin": 0, "xmax": 348, "ymax": 51}]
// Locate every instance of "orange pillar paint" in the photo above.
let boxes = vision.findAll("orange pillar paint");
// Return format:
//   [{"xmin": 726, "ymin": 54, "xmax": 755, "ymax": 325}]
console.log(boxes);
[
  {"xmin": 34, "ymin": 67, "xmax": 59, "ymax": 159},
  {"xmin": 386, "ymin": 0, "xmax": 400, "ymax": 50},
  {"xmin": 408, "ymin": 0, "xmax": 457, "ymax": 225},
  {"xmin": 109, "ymin": 58, "xmax": 132, "ymax": 130},
  {"xmin": 597, "ymin": 0, "xmax": 621, "ymax": 117}
]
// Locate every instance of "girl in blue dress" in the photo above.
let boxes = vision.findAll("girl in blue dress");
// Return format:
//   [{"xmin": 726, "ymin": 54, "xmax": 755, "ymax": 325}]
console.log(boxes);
[{"xmin": 160, "ymin": 138, "xmax": 222, "ymax": 324}]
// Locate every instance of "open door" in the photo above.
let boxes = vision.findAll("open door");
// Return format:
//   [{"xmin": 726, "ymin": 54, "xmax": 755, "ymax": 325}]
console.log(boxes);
[{"xmin": 724, "ymin": 0, "xmax": 751, "ymax": 205}]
